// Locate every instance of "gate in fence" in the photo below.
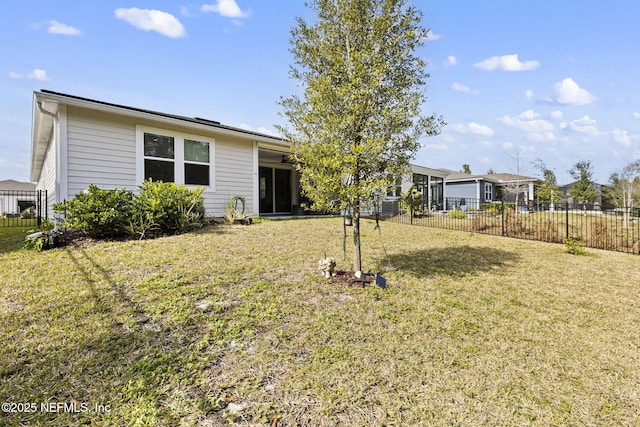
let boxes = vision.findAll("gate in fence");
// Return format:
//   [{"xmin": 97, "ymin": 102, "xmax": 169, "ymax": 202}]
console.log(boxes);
[
  {"xmin": 0, "ymin": 190, "xmax": 48, "ymax": 227},
  {"xmin": 385, "ymin": 197, "xmax": 640, "ymax": 255}
]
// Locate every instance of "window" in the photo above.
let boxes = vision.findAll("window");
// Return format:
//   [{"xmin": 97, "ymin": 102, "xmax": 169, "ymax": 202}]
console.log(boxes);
[
  {"xmin": 484, "ymin": 183, "xmax": 493, "ymax": 201},
  {"xmin": 184, "ymin": 139, "xmax": 210, "ymax": 185},
  {"xmin": 387, "ymin": 177, "xmax": 402, "ymax": 197},
  {"xmin": 144, "ymin": 133, "xmax": 175, "ymax": 182},
  {"xmin": 138, "ymin": 127, "xmax": 214, "ymax": 189}
]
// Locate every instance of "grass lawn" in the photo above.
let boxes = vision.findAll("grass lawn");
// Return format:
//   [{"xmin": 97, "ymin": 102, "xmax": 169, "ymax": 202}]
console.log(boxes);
[
  {"xmin": 1, "ymin": 218, "xmax": 639, "ymax": 426},
  {"xmin": 0, "ymin": 226, "xmax": 35, "ymax": 254}
]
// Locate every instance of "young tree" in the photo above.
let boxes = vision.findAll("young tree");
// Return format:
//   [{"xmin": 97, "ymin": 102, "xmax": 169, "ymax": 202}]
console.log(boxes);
[
  {"xmin": 279, "ymin": 0, "xmax": 443, "ymax": 273},
  {"xmin": 461, "ymin": 164, "xmax": 472, "ymax": 174},
  {"xmin": 534, "ymin": 159, "xmax": 562, "ymax": 216},
  {"xmin": 605, "ymin": 160, "xmax": 640, "ymax": 227},
  {"xmin": 501, "ymin": 148, "xmax": 528, "ymax": 216},
  {"xmin": 568, "ymin": 160, "xmax": 598, "ymax": 211}
]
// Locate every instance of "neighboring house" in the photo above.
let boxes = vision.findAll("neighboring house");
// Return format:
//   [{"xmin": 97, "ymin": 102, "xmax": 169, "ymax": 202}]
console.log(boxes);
[
  {"xmin": 440, "ymin": 169, "xmax": 539, "ymax": 210},
  {"xmin": 0, "ymin": 179, "xmax": 36, "ymax": 216},
  {"xmin": 379, "ymin": 165, "xmax": 448, "ymax": 215},
  {"xmin": 31, "ymin": 90, "xmax": 300, "ymax": 219},
  {"xmin": 558, "ymin": 182, "xmax": 614, "ymax": 210}
]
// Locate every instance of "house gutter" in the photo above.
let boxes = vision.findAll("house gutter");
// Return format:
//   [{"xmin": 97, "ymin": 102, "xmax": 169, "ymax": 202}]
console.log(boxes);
[
  {"xmin": 31, "ymin": 100, "xmax": 59, "ymax": 182},
  {"xmin": 36, "ymin": 100, "xmax": 67, "ymax": 202},
  {"xmin": 37, "ymin": 100, "xmax": 57, "ymax": 122}
]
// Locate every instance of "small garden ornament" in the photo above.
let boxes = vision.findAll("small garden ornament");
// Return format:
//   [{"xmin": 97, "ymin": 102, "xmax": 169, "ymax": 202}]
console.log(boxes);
[{"xmin": 318, "ymin": 257, "xmax": 337, "ymax": 278}]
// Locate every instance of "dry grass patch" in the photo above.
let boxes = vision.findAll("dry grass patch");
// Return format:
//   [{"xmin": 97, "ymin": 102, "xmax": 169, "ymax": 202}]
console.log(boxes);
[{"xmin": 1, "ymin": 218, "xmax": 639, "ymax": 425}]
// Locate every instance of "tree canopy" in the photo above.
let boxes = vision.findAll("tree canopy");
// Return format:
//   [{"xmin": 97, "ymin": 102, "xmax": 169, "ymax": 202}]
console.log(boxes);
[
  {"xmin": 534, "ymin": 159, "xmax": 562, "ymax": 205},
  {"xmin": 605, "ymin": 159, "xmax": 640, "ymax": 227},
  {"xmin": 568, "ymin": 160, "xmax": 598, "ymax": 207},
  {"xmin": 279, "ymin": 0, "xmax": 443, "ymax": 272}
]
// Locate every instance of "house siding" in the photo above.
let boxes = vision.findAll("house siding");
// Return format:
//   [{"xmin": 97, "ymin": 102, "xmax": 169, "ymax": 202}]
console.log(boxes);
[
  {"xmin": 213, "ymin": 137, "xmax": 255, "ymax": 214},
  {"xmin": 67, "ymin": 107, "xmax": 137, "ymax": 195},
  {"xmin": 36, "ymin": 137, "xmax": 57, "ymax": 217},
  {"xmin": 64, "ymin": 106, "xmax": 255, "ymax": 217}
]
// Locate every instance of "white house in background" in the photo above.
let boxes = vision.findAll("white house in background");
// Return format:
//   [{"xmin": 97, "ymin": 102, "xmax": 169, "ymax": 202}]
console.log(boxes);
[
  {"xmin": 0, "ymin": 179, "xmax": 36, "ymax": 216},
  {"xmin": 31, "ymin": 90, "xmax": 301, "ymax": 218}
]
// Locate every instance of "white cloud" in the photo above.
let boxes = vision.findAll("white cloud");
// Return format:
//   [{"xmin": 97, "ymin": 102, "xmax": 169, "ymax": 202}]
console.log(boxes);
[
  {"xmin": 48, "ymin": 20, "xmax": 81, "ymax": 35},
  {"xmin": 115, "ymin": 8, "xmax": 186, "ymax": 38},
  {"xmin": 550, "ymin": 110, "xmax": 564, "ymax": 120},
  {"xmin": 444, "ymin": 55, "xmax": 457, "ymax": 67},
  {"xmin": 518, "ymin": 109, "xmax": 539, "ymax": 120},
  {"xmin": 611, "ymin": 129, "xmax": 633, "ymax": 146},
  {"xmin": 201, "ymin": 0, "xmax": 252, "ymax": 18},
  {"xmin": 566, "ymin": 116, "xmax": 599, "ymax": 135},
  {"xmin": 473, "ymin": 54, "xmax": 540, "ymax": 72},
  {"xmin": 500, "ymin": 110, "xmax": 554, "ymax": 141},
  {"xmin": 468, "ymin": 122, "xmax": 494, "ymax": 137},
  {"xmin": 633, "ymin": 112, "xmax": 640, "ymax": 119},
  {"xmin": 8, "ymin": 69, "xmax": 49, "ymax": 80},
  {"xmin": 450, "ymin": 122, "xmax": 495, "ymax": 137},
  {"xmin": 554, "ymin": 77, "xmax": 596, "ymax": 105},
  {"xmin": 28, "ymin": 69, "xmax": 49, "ymax": 81},
  {"xmin": 451, "ymin": 82, "xmax": 478, "ymax": 95},
  {"xmin": 524, "ymin": 89, "xmax": 535, "ymax": 100},
  {"xmin": 238, "ymin": 123, "xmax": 279, "ymax": 137},
  {"xmin": 425, "ymin": 30, "xmax": 440, "ymax": 41}
]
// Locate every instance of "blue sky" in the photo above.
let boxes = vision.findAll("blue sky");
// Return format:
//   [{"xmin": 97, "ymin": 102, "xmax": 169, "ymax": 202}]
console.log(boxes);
[{"xmin": 1, "ymin": 0, "xmax": 639, "ymax": 184}]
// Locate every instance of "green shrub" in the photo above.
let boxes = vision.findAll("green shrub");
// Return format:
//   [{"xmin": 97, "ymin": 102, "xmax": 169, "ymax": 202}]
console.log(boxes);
[
  {"xmin": 224, "ymin": 196, "xmax": 253, "ymax": 224},
  {"xmin": 399, "ymin": 185, "xmax": 422, "ymax": 216},
  {"xmin": 54, "ymin": 184, "xmax": 134, "ymax": 237},
  {"xmin": 132, "ymin": 180, "xmax": 204, "ymax": 235},
  {"xmin": 23, "ymin": 231, "xmax": 58, "ymax": 251},
  {"xmin": 54, "ymin": 181, "xmax": 204, "ymax": 239},
  {"xmin": 448, "ymin": 208, "xmax": 466, "ymax": 219},
  {"xmin": 564, "ymin": 237, "xmax": 586, "ymax": 255},
  {"xmin": 480, "ymin": 203, "xmax": 501, "ymax": 214},
  {"xmin": 20, "ymin": 208, "xmax": 35, "ymax": 219},
  {"xmin": 480, "ymin": 202, "xmax": 516, "ymax": 214}
]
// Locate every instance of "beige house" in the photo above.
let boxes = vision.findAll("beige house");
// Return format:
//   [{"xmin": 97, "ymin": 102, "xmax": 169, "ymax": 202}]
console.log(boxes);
[{"xmin": 31, "ymin": 90, "xmax": 299, "ymax": 218}]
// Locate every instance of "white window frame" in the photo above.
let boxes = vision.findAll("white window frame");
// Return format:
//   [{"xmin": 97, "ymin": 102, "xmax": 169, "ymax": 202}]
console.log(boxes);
[
  {"xmin": 136, "ymin": 125, "xmax": 215, "ymax": 191},
  {"xmin": 484, "ymin": 183, "xmax": 493, "ymax": 201}
]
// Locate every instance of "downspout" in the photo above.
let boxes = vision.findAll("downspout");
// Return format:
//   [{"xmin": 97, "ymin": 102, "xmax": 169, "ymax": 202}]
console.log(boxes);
[
  {"xmin": 36, "ymin": 100, "xmax": 60, "ymax": 219},
  {"xmin": 37, "ymin": 100, "xmax": 58, "ymax": 122}
]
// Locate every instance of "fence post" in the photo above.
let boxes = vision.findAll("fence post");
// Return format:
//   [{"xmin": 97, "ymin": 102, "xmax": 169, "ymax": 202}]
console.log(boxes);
[
  {"xmin": 501, "ymin": 199, "xmax": 505, "ymax": 236},
  {"xmin": 37, "ymin": 190, "xmax": 42, "ymax": 227},
  {"xmin": 565, "ymin": 202, "xmax": 569, "ymax": 239}
]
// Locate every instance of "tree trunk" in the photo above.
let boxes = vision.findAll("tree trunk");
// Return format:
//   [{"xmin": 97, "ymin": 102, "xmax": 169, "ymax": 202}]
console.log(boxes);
[{"xmin": 353, "ymin": 201, "xmax": 362, "ymax": 273}]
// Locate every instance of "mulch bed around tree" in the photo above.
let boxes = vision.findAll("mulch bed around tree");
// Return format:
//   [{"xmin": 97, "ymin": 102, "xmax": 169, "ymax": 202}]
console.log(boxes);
[{"xmin": 330, "ymin": 270, "xmax": 374, "ymax": 287}]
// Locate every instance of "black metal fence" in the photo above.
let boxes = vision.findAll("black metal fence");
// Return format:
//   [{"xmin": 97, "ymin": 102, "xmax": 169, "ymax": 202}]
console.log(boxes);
[
  {"xmin": 384, "ymin": 197, "xmax": 640, "ymax": 255},
  {"xmin": 0, "ymin": 190, "xmax": 48, "ymax": 227}
]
